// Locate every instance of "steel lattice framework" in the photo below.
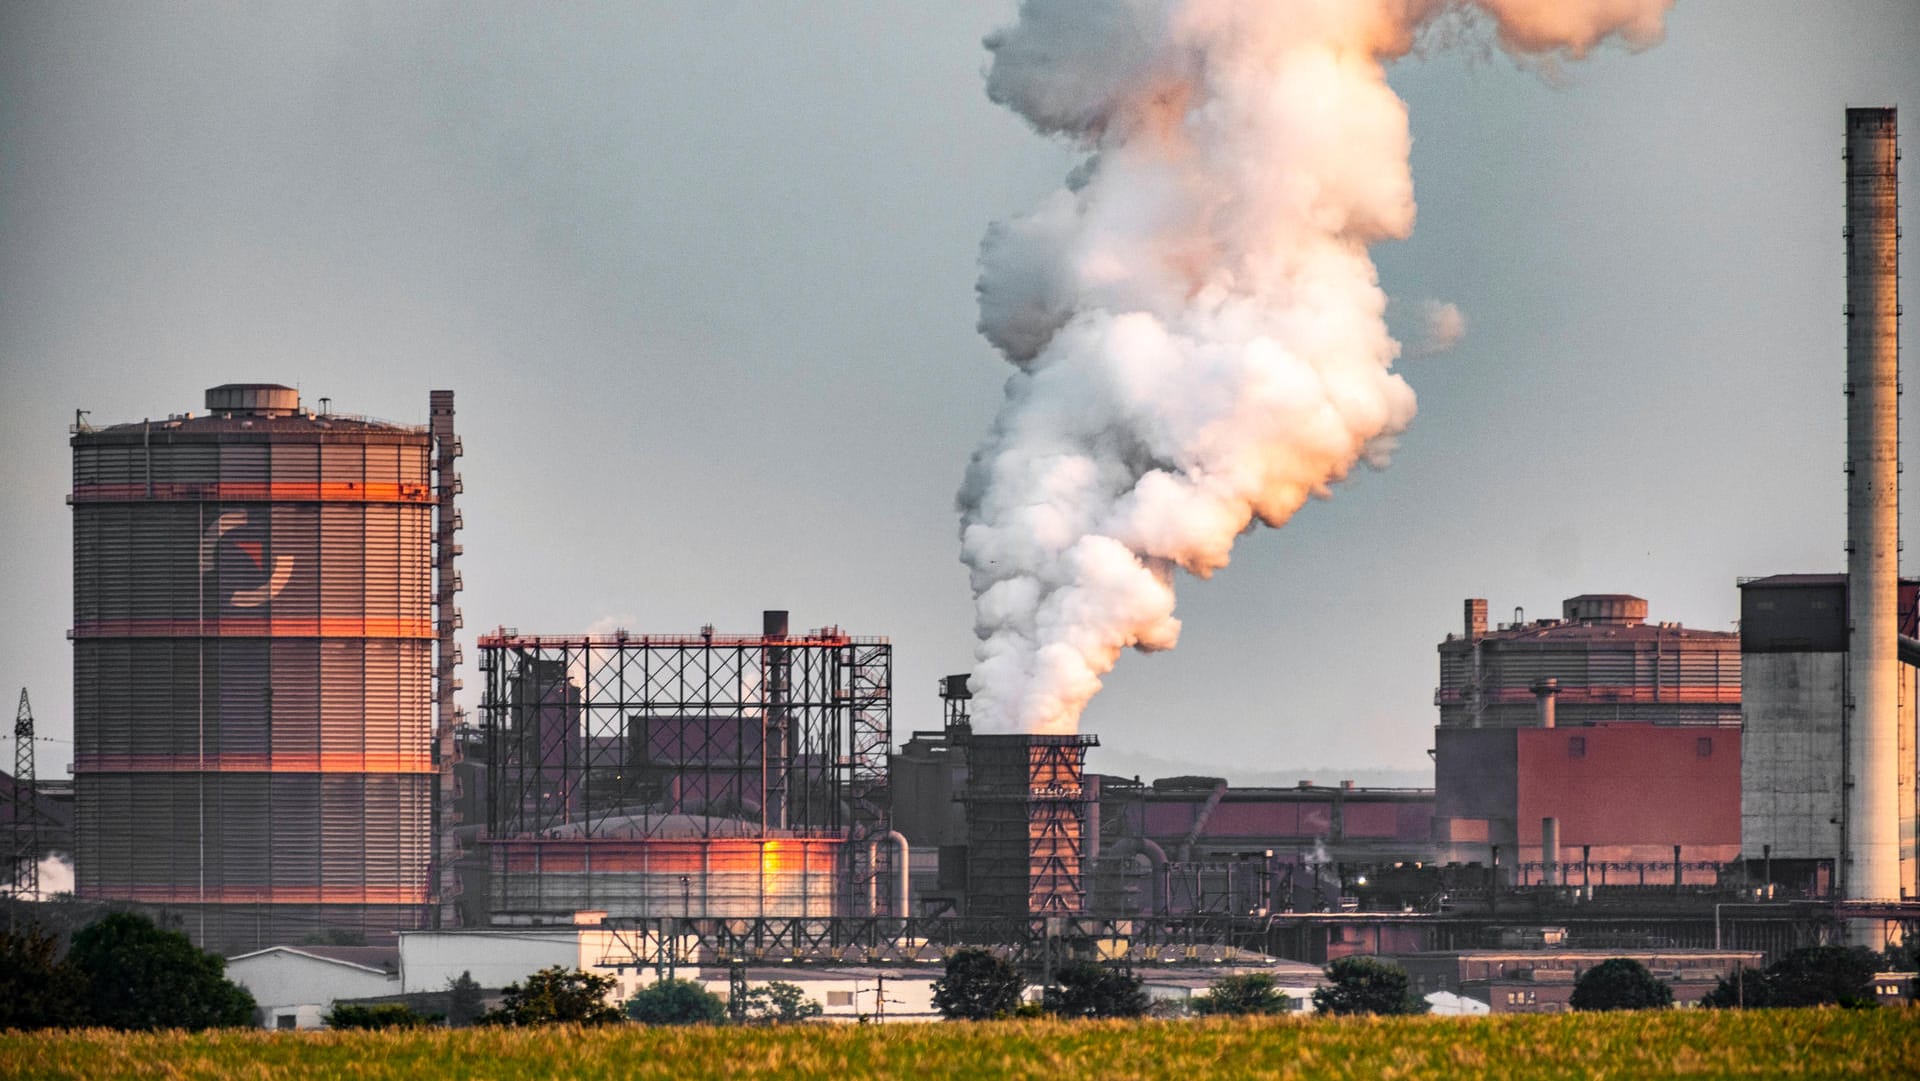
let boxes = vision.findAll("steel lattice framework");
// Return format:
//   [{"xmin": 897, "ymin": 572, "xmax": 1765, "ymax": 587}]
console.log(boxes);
[
  {"xmin": 7, "ymin": 689, "xmax": 38, "ymax": 900},
  {"xmin": 962, "ymin": 734, "xmax": 1098, "ymax": 917},
  {"xmin": 587, "ymin": 902, "xmax": 1920, "ymax": 974},
  {"xmin": 478, "ymin": 622, "xmax": 891, "ymax": 853}
]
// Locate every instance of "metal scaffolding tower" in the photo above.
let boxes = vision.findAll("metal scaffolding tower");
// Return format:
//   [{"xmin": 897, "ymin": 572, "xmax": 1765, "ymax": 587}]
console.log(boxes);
[
  {"xmin": 9, "ymin": 689, "xmax": 39, "ymax": 900},
  {"xmin": 477, "ymin": 614, "xmax": 893, "ymax": 914}
]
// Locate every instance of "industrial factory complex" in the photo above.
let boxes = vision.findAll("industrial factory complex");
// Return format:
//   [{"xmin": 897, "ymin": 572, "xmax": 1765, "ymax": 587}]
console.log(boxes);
[{"xmin": 3, "ymin": 109, "xmax": 1915, "ymax": 1019}]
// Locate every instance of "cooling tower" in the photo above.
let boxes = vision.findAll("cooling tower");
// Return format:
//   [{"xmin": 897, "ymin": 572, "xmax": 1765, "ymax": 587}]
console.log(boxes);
[
  {"xmin": 70, "ymin": 384, "xmax": 452, "ymax": 950},
  {"xmin": 1844, "ymin": 108, "xmax": 1901, "ymax": 912}
]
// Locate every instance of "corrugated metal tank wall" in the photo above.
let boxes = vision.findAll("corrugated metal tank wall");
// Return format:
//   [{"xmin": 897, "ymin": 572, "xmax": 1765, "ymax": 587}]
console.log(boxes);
[{"xmin": 71, "ymin": 389, "xmax": 436, "ymax": 950}]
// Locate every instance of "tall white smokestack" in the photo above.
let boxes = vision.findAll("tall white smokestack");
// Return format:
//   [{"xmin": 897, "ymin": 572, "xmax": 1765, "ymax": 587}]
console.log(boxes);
[{"xmin": 1844, "ymin": 107, "xmax": 1900, "ymax": 922}]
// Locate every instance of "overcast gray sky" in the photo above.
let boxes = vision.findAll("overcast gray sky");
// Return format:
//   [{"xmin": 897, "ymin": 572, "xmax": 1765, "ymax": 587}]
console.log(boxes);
[{"xmin": 2, "ymin": 2, "xmax": 1916, "ymax": 785}]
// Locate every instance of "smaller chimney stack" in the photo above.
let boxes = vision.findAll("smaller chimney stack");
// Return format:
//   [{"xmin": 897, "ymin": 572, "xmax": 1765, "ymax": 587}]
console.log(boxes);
[
  {"xmin": 1464, "ymin": 598, "xmax": 1488, "ymax": 639},
  {"xmin": 1532, "ymin": 678, "xmax": 1559, "ymax": 729}
]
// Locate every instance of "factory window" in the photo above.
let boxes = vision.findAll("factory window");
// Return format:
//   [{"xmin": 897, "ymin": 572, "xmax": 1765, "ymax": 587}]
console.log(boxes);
[
  {"xmin": 1567, "ymin": 737, "xmax": 1586, "ymax": 759},
  {"xmin": 1697, "ymin": 737, "xmax": 1713, "ymax": 758},
  {"xmin": 276, "ymin": 1015, "xmax": 296, "ymax": 1030},
  {"xmin": 827, "ymin": 991, "xmax": 854, "ymax": 1007}
]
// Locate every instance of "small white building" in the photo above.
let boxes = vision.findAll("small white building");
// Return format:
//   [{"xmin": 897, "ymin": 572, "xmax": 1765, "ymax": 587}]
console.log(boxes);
[
  {"xmin": 397, "ymin": 928, "xmax": 942, "ymax": 1021},
  {"xmin": 398, "ymin": 926, "xmax": 627, "ymax": 995},
  {"xmin": 687, "ymin": 966, "xmax": 942, "ymax": 1023},
  {"xmin": 226, "ymin": 946, "xmax": 400, "ymax": 1030},
  {"xmin": 1139, "ymin": 961, "xmax": 1325, "ymax": 1014}
]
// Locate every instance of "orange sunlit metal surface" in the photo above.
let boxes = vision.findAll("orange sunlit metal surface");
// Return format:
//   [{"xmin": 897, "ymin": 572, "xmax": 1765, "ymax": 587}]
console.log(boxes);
[
  {"xmin": 71, "ymin": 390, "xmax": 445, "ymax": 951},
  {"xmin": 86, "ymin": 885, "xmax": 431, "ymax": 905},
  {"xmin": 72, "ymin": 618, "xmax": 437, "ymax": 639},
  {"xmin": 71, "ymin": 482, "xmax": 436, "ymax": 504},
  {"xmin": 73, "ymin": 753, "xmax": 434, "ymax": 774}
]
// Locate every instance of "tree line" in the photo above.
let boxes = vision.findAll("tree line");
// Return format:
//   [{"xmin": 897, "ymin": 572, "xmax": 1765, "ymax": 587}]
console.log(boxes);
[{"xmin": 5, "ymin": 913, "xmax": 1907, "ymax": 1031}]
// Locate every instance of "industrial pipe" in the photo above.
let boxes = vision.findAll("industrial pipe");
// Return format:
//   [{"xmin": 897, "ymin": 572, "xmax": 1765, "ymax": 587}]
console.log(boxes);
[
  {"xmin": 1896, "ymin": 635, "xmax": 1920, "ymax": 669},
  {"xmin": 1105, "ymin": 836, "xmax": 1170, "ymax": 914},
  {"xmin": 886, "ymin": 830, "xmax": 909, "ymax": 919},
  {"xmin": 1178, "ymin": 782, "xmax": 1230, "ymax": 862},
  {"xmin": 865, "ymin": 831, "xmax": 911, "ymax": 917},
  {"xmin": 1531, "ymin": 679, "xmax": 1559, "ymax": 729},
  {"xmin": 1541, "ymin": 817, "xmax": 1560, "ymax": 887}
]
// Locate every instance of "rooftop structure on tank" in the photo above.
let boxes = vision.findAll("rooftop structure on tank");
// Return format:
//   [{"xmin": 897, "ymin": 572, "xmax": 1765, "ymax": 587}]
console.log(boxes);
[
  {"xmin": 69, "ymin": 384, "xmax": 460, "ymax": 950},
  {"xmin": 1437, "ymin": 595, "xmax": 1739, "ymax": 730},
  {"xmin": 476, "ymin": 611, "xmax": 894, "ymax": 924}
]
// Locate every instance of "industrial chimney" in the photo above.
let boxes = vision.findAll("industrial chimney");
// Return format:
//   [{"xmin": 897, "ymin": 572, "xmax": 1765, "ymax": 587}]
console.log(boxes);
[{"xmin": 1844, "ymin": 107, "xmax": 1901, "ymax": 917}]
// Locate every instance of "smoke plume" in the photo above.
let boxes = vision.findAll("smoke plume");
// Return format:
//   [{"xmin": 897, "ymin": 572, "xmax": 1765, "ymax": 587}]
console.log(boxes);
[
  {"xmin": 1412, "ymin": 300, "xmax": 1468, "ymax": 357},
  {"xmin": 36, "ymin": 854, "xmax": 75, "ymax": 898},
  {"xmin": 959, "ymin": 0, "xmax": 1670, "ymax": 733}
]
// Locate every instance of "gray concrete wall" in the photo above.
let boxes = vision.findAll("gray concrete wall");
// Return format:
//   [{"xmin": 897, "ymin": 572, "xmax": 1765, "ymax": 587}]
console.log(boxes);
[{"xmin": 1741, "ymin": 652, "xmax": 1845, "ymax": 861}]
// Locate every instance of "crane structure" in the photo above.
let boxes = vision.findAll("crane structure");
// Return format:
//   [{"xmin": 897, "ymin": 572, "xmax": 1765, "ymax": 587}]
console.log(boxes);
[{"xmin": 8, "ymin": 688, "xmax": 39, "ymax": 900}]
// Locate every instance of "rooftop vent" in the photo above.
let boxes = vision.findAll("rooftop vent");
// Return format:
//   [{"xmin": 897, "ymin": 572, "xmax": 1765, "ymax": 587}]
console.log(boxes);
[
  {"xmin": 1561, "ymin": 594, "xmax": 1648, "ymax": 626},
  {"xmin": 205, "ymin": 383, "xmax": 300, "ymax": 417}
]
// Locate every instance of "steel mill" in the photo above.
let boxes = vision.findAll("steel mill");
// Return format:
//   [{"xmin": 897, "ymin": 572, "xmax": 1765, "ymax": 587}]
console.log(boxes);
[{"xmin": 21, "ymin": 108, "xmax": 1913, "ymax": 979}]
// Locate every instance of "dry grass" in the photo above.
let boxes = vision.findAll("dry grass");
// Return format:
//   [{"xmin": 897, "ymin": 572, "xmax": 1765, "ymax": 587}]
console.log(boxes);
[{"xmin": 1, "ymin": 1008, "xmax": 1913, "ymax": 1081}]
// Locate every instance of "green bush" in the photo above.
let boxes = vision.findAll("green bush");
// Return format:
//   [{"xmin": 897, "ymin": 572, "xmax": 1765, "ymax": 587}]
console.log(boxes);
[
  {"xmin": 627, "ymin": 978, "xmax": 726, "ymax": 1026},
  {"xmin": 732, "ymin": 981, "xmax": 822, "ymax": 1024},
  {"xmin": 1702, "ymin": 946, "xmax": 1880, "ymax": 1009},
  {"xmin": 480, "ymin": 967, "xmax": 623, "ymax": 1026},
  {"xmin": 932, "ymin": 948, "xmax": 1026, "ymax": 1021},
  {"xmin": 0, "ymin": 926, "xmax": 90, "ymax": 1030},
  {"xmin": 1191, "ymin": 972, "xmax": 1288, "ymax": 1016},
  {"xmin": 1046, "ymin": 961, "xmax": 1148, "ymax": 1019},
  {"xmin": 65, "ymin": 913, "xmax": 255, "ymax": 1031},
  {"xmin": 1570, "ymin": 958, "xmax": 1673, "ymax": 1012},
  {"xmin": 1312, "ymin": 957, "xmax": 1427, "ymax": 1016},
  {"xmin": 445, "ymin": 971, "xmax": 485, "ymax": 1028},
  {"xmin": 324, "ymin": 1002, "xmax": 439, "ymax": 1030}
]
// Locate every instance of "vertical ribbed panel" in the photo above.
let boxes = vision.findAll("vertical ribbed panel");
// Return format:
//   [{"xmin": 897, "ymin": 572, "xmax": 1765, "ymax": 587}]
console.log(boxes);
[{"xmin": 72, "ymin": 406, "xmax": 437, "ymax": 951}]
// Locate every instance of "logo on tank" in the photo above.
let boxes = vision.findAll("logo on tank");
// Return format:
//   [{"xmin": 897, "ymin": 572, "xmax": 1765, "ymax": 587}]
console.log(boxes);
[{"xmin": 198, "ymin": 509, "xmax": 293, "ymax": 608}]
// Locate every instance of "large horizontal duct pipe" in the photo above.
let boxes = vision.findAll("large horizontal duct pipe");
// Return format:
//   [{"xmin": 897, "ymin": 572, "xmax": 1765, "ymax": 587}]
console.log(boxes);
[{"xmin": 1897, "ymin": 635, "xmax": 1920, "ymax": 668}]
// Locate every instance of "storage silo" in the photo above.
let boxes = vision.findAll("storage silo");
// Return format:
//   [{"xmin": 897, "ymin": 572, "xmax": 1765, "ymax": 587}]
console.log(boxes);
[{"xmin": 70, "ymin": 384, "xmax": 453, "ymax": 950}]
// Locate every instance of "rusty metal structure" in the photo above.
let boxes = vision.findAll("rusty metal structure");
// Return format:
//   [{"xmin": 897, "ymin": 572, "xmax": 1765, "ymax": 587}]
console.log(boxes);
[
  {"xmin": 69, "ymin": 384, "xmax": 452, "ymax": 950},
  {"xmin": 477, "ymin": 612, "xmax": 892, "ymax": 922},
  {"xmin": 961, "ymin": 733, "xmax": 1098, "ymax": 917}
]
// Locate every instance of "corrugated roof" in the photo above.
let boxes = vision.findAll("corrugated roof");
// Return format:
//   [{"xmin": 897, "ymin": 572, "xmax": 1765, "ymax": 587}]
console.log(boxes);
[
  {"xmin": 228, "ymin": 944, "xmax": 399, "ymax": 972},
  {"xmin": 83, "ymin": 413, "xmax": 423, "ymax": 437}
]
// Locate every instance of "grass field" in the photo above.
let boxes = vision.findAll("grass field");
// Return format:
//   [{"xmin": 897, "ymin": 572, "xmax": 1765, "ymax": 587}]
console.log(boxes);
[{"xmin": 1, "ymin": 1009, "xmax": 1912, "ymax": 1081}]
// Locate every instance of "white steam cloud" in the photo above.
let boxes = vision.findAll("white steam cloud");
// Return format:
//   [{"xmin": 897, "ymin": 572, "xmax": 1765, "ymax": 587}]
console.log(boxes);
[
  {"xmin": 959, "ymin": 0, "xmax": 1671, "ymax": 734},
  {"xmin": 1412, "ymin": 300, "xmax": 1468, "ymax": 357},
  {"xmin": 36, "ymin": 854, "xmax": 75, "ymax": 898}
]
